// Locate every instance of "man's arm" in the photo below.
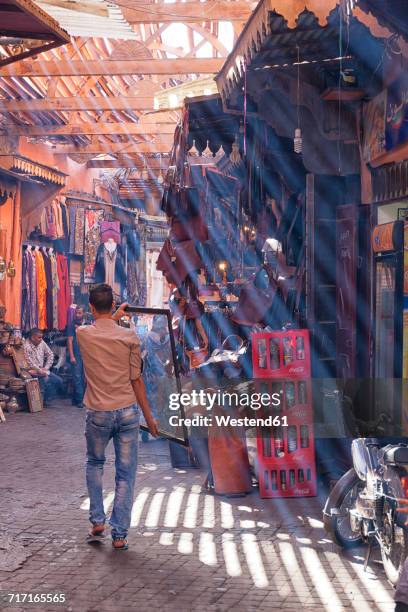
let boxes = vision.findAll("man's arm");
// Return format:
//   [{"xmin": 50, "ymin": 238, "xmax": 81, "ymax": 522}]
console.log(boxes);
[
  {"xmin": 43, "ymin": 342, "xmax": 54, "ymax": 372},
  {"xmin": 67, "ymin": 336, "xmax": 76, "ymax": 364},
  {"xmin": 131, "ymin": 377, "xmax": 159, "ymax": 437}
]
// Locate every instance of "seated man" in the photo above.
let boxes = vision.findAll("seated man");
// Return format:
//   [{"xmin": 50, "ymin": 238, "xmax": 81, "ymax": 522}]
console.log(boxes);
[{"xmin": 24, "ymin": 328, "xmax": 63, "ymax": 404}]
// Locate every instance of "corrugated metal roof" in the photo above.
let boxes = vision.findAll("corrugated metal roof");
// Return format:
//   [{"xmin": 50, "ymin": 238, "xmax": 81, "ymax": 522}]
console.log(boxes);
[{"xmin": 35, "ymin": 0, "xmax": 138, "ymax": 39}]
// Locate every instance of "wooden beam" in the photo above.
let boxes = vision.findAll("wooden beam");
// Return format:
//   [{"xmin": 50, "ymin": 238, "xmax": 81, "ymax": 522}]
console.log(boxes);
[
  {"xmin": 2, "ymin": 122, "xmax": 176, "ymax": 136},
  {"xmin": 51, "ymin": 139, "xmax": 173, "ymax": 155},
  {"xmin": 86, "ymin": 158, "xmax": 168, "ymax": 169},
  {"xmin": 120, "ymin": 1, "xmax": 256, "ymax": 23},
  {"xmin": 0, "ymin": 58, "xmax": 224, "ymax": 78},
  {"xmin": 0, "ymin": 97, "xmax": 154, "ymax": 113}
]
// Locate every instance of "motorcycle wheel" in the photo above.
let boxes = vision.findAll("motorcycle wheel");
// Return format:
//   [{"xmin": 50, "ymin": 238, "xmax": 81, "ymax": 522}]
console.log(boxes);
[
  {"xmin": 331, "ymin": 472, "xmax": 364, "ymax": 549},
  {"xmin": 380, "ymin": 478, "xmax": 408, "ymax": 586}
]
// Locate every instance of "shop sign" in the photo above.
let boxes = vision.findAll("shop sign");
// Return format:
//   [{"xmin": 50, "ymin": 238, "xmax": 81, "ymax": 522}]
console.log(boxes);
[
  {"xmin": 386, "ymin": 72, "xmax": 408, "ymax": 153},
  {"xmin": 363, "ymin": 72, "xmax": 408, "ymax": 163},
  {"xmin": 372, "ymin": 221, "xmax": 403, "ymax": 253}
]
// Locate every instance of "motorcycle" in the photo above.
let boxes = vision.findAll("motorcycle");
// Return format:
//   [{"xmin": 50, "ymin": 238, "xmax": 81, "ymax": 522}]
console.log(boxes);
[{"xmin": 323, "ymin": 436, "xmax": 408, "ymax": 585}]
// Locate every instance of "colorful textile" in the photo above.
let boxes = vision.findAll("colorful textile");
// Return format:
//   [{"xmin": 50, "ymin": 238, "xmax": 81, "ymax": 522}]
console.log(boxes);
[
  {"xmin": 21, "ymin": 249, "xmax": 33, "ymax": 332},
  {"xmin": 127, "ymin": 260, "xmax": 139, "ymax": 305},
  {"xmin": 103, "ymin": 246, "xmax": 121, "ymax": 298},
  {"xmin": 57, "ymin": 254, "xmax": 70, "ymax": 330},
  {"xmin": 74, "ymin": 208, "xmax": 85, "ymax": 255},
  {"xmin": 69, "ymin": 206, "xmax": 76, "ymax": 253},
  {"xmin": 69, "ymin": 258, "xmax": 82, "ymax": 286},
  {"xmin": 52, "ymin": 200, "xmax": 64, "ymax": 238},
  {"xmin": 35, "ymin": 250, "xmax": 47, "ymax": 330},
  {"xmin": 100, "ymin": 220, "xmax": 120, "ymax": 243},
  {"xmin": 43, "ymin": 250, "xmax": 54, "ymax": 329},
  {"xmin": 84, "ymin": 209, "xmax": 104, "ymax": 283},
  {"xmin": 50, "ymin": 252, "xmax": 59, "ymax": 330},
  {"xmin": 0, "ymin": 181, "xmax": 22, "ymax": 326},
  {"xmin": 29, "ymin": 250, "xmax": 38, "ymax": 328}
]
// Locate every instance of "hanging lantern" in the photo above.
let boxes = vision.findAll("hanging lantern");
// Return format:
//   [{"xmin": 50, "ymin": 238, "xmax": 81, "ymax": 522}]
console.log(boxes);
[
  {"xmin": 201, "ymin": 140, "xmax": 213, "ymax": 159},
  {"xmin": 6, "ymin": 260, "xmax": 15, "ymax": 278},
  {"xmin": 188, "ymin": 140, "xmax": 200, "ymax": 157},
  {"xmin": 229, "ymin": 135, "xmax": 241, "ymax": 164},
  {"xmin": 294, "ymin": 128, "xmax": 302, "ymax": 154},
  {"xmin": 214, "ymin": 144, "xmax": 226, "ymax": 161}
]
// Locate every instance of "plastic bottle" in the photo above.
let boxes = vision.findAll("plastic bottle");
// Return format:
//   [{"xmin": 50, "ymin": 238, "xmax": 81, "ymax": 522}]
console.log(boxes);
[
  {"xmin": 282, "ymin": 337, "xmax": 293, "ymax": 365},
  {"xmin": 300, "ymin": 425, "xmax": 309, "ymax": 448},
  {"xmin": 298, "ymin": 381, "xmax": 307, "ymax": 404},
  {"xmin": 285, "ymin": 382, "xmax": 295, "ymax": 408},
  {"xmin": 287, "ymin": 425, "xmax": 297, "ymax": 453},
  {"xmin": 258, "ymin": 339, "xmax": 267, "ymax": 369},
  {"xmin": 270, "ymin": 339, "xmax": 280, "ymax": 369},
  {"xmin": 296, "ymin": 336, "xmax": 305, "ymax": 360}
]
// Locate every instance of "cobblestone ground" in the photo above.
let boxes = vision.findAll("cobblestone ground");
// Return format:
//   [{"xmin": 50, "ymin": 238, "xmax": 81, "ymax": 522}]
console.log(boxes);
[{"xmin": 0, "ymin": 401, "xmax": 396, "ymax": 612}]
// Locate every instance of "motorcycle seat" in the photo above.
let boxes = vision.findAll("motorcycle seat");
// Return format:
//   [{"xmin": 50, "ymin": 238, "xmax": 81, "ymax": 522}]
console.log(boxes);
[{"xmin": 383, "ymin": 446, "xmax": 408, "ymax": 465}]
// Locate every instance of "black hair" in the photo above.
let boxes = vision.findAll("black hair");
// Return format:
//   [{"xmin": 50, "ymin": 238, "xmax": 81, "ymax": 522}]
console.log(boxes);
[
  {"xmin": 28, "ymin": 327, "xmax": 43, "ymax": 338},
  {"xmin": 89, "ymin": 284, "xmax": 114, "ymax": 314}
]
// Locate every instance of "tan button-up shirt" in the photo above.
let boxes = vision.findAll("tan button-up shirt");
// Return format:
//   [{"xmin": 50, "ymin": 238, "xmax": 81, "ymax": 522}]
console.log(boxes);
[{"xmin": 77, "ymin": 318, "xmax": 142, "ymax": 411}]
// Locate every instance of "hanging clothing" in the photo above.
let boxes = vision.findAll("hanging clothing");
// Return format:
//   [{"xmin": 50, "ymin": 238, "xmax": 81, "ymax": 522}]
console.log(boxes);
[
  {"xmin": 84, "ymin": 209, "xmax": 104, "ymax": 283},
  {"xmin": 94, "ymin": 243, "xmax": 126, "ymax": 297},
  {"xmin": 74, "ymin": 207, "xmax": 85, "ymax": 255},
  {"xmin": 52, "ymin": 200, "xmax": 64, "ymax": 238},
  {"xmin": 43, "ymin": 250, "xmax": 54, "ymax": 329},
  {"xmin": 69, "ymin": 206, "xmax": 77, "ymax": 254},
  {"xmin": 35, "ymin": 249, "xmax": 47, "ymax": 330},
  {"xmin": 0, "ymin": 177, "xmax": 22, "ymax": 326},
  {"xmin": 100, "ymin": 220, "xmax": 120, "ymax": 244},
  {"xmin": 57, "ymin": 254, "xmax": 70, "ymax": 330},
  {"xmin": 104, "ymin": 246, "xmax": 121, "ymax": 298},
  {"xmin": 125, "ymin": 229, "xmax": 140, "ymax": 262},
  {"xmin": 21, "ymin": 249, "xmax": 32, "ymax": 332},
  {"xmin": 127, "ymin": 260, "xmax": 139, "ymax": 305},
  {"xmin": 29, "ymin": 250, "xmax": 38, "ymax": 328},
  {"xmin": 50, "ymin": 251, "xmax": 59, "ymax": 330}
]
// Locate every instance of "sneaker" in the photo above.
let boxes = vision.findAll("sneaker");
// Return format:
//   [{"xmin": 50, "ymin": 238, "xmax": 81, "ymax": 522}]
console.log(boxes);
[
  {"xmin": 87, "ymin": 523, "xmax": 106, "ymax": 543},
  {"xmin": 112, "ymin": 538, "xmax": 128, "ymax": 551}
]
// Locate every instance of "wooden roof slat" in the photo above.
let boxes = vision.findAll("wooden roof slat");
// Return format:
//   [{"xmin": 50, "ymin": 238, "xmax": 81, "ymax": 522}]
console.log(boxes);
[
  {"xmin": 2, "ymin": 121, "xmax": 177, "ymax": 136},
  {"xmin": 0, "ymin": 58, "xmax": 224, "ymax": 77},
  {"xmin": 120, "ymin": 0, "xmax": 257, "ymax": 23}
]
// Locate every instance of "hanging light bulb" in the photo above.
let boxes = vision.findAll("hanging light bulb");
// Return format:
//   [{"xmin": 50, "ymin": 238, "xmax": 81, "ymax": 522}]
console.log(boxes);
[
  {"xmin": 202, "ymin": 140, "xmax": 213, "ymax": 159},
  {"xmin": 294, "ymin": 45, "xmax": 303, "ymax": 155},
  {"xmin": 229, "ymin": 134, "xmax": 241, "ymax": 164},
  {"xmin": 294, "ymin": 128, "xmax": 302, "ymax": 154},
  {"xmin": 188, "ymin": 139, "xmax": 200, "ymax": 157}
]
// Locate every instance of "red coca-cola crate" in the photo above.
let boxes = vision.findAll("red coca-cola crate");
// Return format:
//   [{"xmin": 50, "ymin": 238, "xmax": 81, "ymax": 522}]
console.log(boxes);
[
  {"xmin": 254, "ymin": 379, "xmax": 316, "ymax": 498},
  {"xmin": 252, "ymin": 330, "xmax": 310, "ymax": 379}
]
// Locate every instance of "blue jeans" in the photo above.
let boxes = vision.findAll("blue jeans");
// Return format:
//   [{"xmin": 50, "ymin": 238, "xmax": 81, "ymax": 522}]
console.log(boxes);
[
  {"xmin": 71, "ymin": 352, "xmax": 85, "ymax": 404},
  {"xmin": 39, "ymin": 372, "xmax": 64, "ymax": 402},
  {"xmin": 85, "ymin": 405, "xmax": 140, "ymax": 539}
]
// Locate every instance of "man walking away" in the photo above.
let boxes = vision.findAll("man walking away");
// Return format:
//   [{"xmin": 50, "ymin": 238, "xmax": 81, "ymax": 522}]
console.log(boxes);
[
  {"xmin": 77, "ymin": 284, "xmax": 158, "ymax": 551},
  {"xmin": 24, "ymin": 328, "xmax": 63, "ymax": 405},
  {"xmin": 67, "ymin": 306, "xmax": 86, "ymax": 408}
]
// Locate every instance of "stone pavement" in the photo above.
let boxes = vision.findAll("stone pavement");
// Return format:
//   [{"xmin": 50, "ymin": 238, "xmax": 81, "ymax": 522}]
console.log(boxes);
[{"xmin": 0, "ymin": 402, "xmax": 396, "ymax": 612}]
